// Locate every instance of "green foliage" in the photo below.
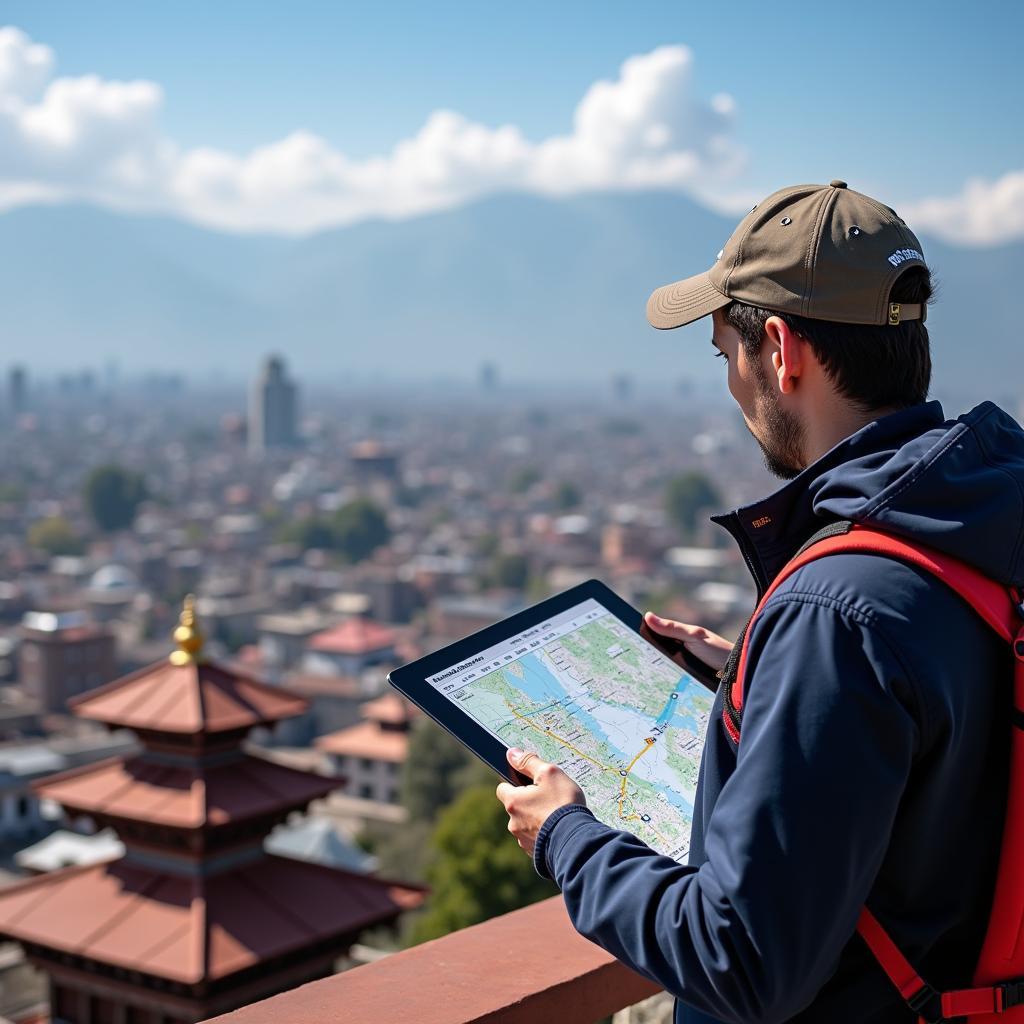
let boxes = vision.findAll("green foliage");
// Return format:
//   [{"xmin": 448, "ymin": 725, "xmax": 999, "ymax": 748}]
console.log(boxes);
[
  {"xmin": 401, "ymin": 719, "xmax": 491, "ymax": 824},
  {"xmin": 553, "ymin": 480, "xmax": 582, "ymax": 511},
  {"xmin": 410, "ymin": 784, "xmax": 556, "ymax": 943},
  {"xmin": 27, "ymin": 516, "xmax": 83, "ymax": 556},
  {"xmin": 277, "ymin": 516, "xmax": 336, "ymax": 550},
  {"xmin": 261, "ymin": 502, "xmax": 285, "ymax": 527},
  {"xmin": 183, "ymin": 522, "xmax": 205, "ymax": 546},
  {"xmin": 508, "ymin": 465, "xmax": 541, "ymax": 494},
  {"xmin": 474, "ymin": 531, "xmax": 500, "ymax": 559},
  {"xmin": 489, "ymin": 552, "xmax": 530, "ymax": 590},
  {"xmin": 665, "ymin": 471, "xmax": 721, "ymax": 540},
  {"xmin": 331, "ymin": 497, "xmax": 390, "ymax": 562},
  {"xmin": 361, "ymin": 819, "xmax": 434, "ymax": 884},
  {"xmin": 0, "ymin": 482, "xmax": 26, "ymax": 503},
  {"xmin": 84, "ymin": 465, "xmax": 147, "ymax": 532},
  {"xmin": 274, "ymin": 498, "xmax": 389, "ymax": 560}
]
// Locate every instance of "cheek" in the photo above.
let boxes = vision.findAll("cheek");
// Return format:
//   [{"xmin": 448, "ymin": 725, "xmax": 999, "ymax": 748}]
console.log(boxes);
[{"xmin": 727, "ymin": 357, "xmax": 754, "ymax": 413}]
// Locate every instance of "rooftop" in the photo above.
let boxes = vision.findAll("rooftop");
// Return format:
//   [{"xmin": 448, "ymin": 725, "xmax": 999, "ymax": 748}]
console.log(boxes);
[
  {"xmin": 307, "ymin": 618, "xmax": 396, "ymax": 656},
  {"xmin": 0, "ymin": 855, "xmax": 424, "ymax": 984},
  {"xmin": 69, "ymin": 659, "xmax": 307, "ymax": 735},
  {"xmin": 360, "ymin": 693, "xmax": 418, "ymax": 726},
  {"xmin": 36, "ymin": 752, "xmax": 337, "ymax": 831},
  {"xmin": 316, "ymin": 720, "xmax": 409, "ymax": 763}
]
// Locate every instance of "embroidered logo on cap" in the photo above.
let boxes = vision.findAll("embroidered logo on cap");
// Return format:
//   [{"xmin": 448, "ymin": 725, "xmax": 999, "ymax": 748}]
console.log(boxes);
[{"xmin": 887, "ymin": 248, "xmax": 923, "ymax": 268}]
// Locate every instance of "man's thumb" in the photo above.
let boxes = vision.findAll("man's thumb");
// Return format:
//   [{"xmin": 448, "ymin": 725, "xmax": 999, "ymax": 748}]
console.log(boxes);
[{"xmin": 507, "ymin": 747, "xmax": 538, "ymax": 777}]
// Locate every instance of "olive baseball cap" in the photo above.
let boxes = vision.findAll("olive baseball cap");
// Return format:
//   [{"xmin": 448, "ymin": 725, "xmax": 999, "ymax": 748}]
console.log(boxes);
[{"xmin": 646, "ymin": 180, "xmax": 928, "ymax": 330}]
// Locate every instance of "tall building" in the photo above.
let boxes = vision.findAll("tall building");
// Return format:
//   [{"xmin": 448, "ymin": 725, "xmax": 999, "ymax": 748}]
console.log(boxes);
[
  {"xmin": 0, "ymin": 598, "xmax": 423, "ymax": 1023},
  {"xmin": 8, "ymin": 365, "xmax": 26, "ymax": 417},
  {"xmin": 248, "ymin": 355, "xmax": 298, "ymax": 454},
  {"xmin": 479, "ymin": 361, "xmax": 498, "ymax": 392},
  {"xmin": 612, "ymin": 372, "xmax": 633, "ymax": 401}
]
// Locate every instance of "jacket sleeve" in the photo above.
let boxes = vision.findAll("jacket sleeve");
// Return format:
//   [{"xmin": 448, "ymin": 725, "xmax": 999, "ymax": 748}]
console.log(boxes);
[{"xmin": 539, "ymin": 587, "xmax": 921, "ymax": 1024}]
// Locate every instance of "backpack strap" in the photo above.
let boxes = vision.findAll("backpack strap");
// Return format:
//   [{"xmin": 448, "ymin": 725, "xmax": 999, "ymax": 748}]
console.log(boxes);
[
  {"xmin": 724, "ymin": 521, "xmax": 1024, "ymax": 1021},
  {"xmin": 721, "ymin": 522, "xmax": 1021, "ymax": 743}
]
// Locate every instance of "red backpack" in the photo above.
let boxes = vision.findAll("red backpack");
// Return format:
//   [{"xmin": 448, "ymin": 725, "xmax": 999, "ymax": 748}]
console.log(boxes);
[{"xmin": 724, "ymin": 522, "xmax": 1024, "ymax": 1022}]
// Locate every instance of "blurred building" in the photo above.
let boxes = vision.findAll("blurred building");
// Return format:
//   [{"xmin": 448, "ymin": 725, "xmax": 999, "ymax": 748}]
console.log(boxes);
[
  {"xmin": 8, "ymin": 365, "xmax": 26, "ymax": 416},
  {"xmin": 17, "ymin": 612, "xmax": 115, "ymax": 713},
  {"xmin": 302, "ymin": 619, "xmax": 397, "ymax": 677},
  {"xmin": 0, "ymin": 599, "xmax": 424, "ymax": 1024},
  {"xmin": 248, "ymin": 354, "xmax": 298, "ymax": 454},
  {"xmin": 317, "ymin": 694, "xmax": 419, "ymax": 805},
  {"xmin": 257, "ymin": 607, "xmax": 337, "ymax": 679},
  {"xmin": 0, "ymin": 745, "xmax": 65, "ymax": 844},
  {"xmin": 349, "ymin": 440, "xmax": 400, "ymax": 484},
  {"xmin": 601, "ymin": 522, "xmax": 652, "ymax": 570},
  {"xmin": 479, "ymin": 361, "xmax": 498, "ymax": 391}
]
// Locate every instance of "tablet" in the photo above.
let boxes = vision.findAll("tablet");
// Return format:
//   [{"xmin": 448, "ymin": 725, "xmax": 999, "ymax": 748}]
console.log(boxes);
[{"xmin": 388, "ymin": 579, "xmax": 717, "ymax": 862}]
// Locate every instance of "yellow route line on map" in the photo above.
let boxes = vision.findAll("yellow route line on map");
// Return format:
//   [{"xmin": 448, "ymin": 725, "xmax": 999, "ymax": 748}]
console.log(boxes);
[
  {"xmin": 505, "ymin": 702, "xmax": 610, "ymax": 771},
  {"xmin": 505, "ymin": 701, "xmax": 665, "ymax": 835},
  {"xmin": 617, "ymin": 737, "xmax": 656, "ymax": 815}
]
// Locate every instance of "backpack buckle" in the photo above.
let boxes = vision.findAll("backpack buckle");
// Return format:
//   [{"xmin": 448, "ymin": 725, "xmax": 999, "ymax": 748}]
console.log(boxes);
[
  {"xmin": 908, "ymin": 984, "xmax": 945, "ymax": 1023},
  {"xmin": 1001, "ymin": 981, "xmax": 1024, "ymax": 1009}
]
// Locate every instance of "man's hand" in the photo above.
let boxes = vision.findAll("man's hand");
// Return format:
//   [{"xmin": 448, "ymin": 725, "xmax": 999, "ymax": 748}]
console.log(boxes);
[
  {"xmin": 496, "ymin": 747, "xmax": 585, "ymax": 857},
  {"xmin": 643, "ymin": 611, "xmax": 732, "ymax": 673}
]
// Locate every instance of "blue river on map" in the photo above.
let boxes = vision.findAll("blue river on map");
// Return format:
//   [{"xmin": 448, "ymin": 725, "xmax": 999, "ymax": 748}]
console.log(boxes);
[{"xmin": 511, "ymin": 651, "xmax": 698, "ymax": 816}]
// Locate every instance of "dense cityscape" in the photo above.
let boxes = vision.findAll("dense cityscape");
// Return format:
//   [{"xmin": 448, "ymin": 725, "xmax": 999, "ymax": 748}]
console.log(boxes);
[{"xmin": 0, "ymin": 353, "xmax": 774, "ymax": 1023}]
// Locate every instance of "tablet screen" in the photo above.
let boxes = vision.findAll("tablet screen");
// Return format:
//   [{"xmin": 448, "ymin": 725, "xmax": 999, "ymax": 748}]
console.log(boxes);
[{"xmin": 426, "ymin": 596, "xmax": 713, "ymax": 861}]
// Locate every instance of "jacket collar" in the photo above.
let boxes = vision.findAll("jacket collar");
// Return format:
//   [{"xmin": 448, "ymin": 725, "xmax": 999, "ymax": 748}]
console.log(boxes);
[{"xmin": 710, "ymin": 401, "xmax": 947, "ymax": 597}]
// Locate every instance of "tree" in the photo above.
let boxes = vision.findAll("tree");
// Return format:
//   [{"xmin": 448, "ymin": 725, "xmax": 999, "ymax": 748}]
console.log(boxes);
[
  {"xmin": 490, "ymin": 552, "xmax": 530, "ymax": 590},
  {"xmin": 331, "ymin": 498, "xmax": 390, "ymax": 562},
  {"xmin": 277, "ymin": 516, "xmax": 335, "ymax": 551},
  {"xmin": 28, "ymin": 516, "xmax": 83, "ymax": 556},
  {"xmin": 400, "ymin": 719, "xmax": 490, "ymax": 824},
  {"xmin": 84, "ymin": 465, "xmax": 147, "ymax": 532},
  {"xmin": 508, "ymin": 466, "xmax": 541, "ymax": 494},
  {"xmin": 665, "ymin": 471, "xmax": 720, "ymax": 540},
  {"xmin": 553, "ymin": 480, "xmax": 582, "ymax": 511},
  {"xmin": 410, "ymin": 784, "xmax": 556, "ymax": 943}
]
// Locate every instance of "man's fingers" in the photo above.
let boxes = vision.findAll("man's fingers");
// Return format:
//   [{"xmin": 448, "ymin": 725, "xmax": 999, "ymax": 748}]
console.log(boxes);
[
  {"xmin": 506, "ymin": 746, "xmax": 547, "ymax": 781},
  {"xmin": 495, "ymin": 781, "xmax": 517, "ymax": 808},
  {"xmin": 644, "ymin": 611, "xmax": 705, "ymax": 642}
]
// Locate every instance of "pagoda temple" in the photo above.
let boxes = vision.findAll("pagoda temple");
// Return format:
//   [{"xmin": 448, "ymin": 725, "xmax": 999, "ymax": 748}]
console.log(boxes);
[{"xmin": 0, "ymin": 598, "xmax": 424, "ymax": 1024}]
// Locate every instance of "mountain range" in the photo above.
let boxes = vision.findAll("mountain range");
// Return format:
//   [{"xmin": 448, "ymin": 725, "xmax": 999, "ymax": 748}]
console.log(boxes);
[{"xmin": 0, "ymin": 192, "xmax": 1018, "ymax": 403}]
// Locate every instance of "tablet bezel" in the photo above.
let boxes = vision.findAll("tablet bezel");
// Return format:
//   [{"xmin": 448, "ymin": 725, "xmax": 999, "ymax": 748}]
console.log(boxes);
[{"xmin": 387, "ymin": 578, "xmax": 718, "ymax": 785}]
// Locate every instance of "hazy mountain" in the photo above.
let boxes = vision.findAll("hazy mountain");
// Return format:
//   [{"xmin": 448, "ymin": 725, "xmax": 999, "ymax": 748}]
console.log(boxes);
[{"xmin": 0, "ymin": 193, "xmax": 1018, "ymax": 402}]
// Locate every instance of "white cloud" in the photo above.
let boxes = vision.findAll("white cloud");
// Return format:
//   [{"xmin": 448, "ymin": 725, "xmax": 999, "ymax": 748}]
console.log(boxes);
[
  {"xmin": 903, "ymin": 171, "xmax": 1024, "ymax": 247},
  {"xmin": 0, "ymin": 28, "xmax": 743, "ymax": 234},
  {"xmin": 2, "ymin": 26, "xmax": 1021, "ymax": 247}
]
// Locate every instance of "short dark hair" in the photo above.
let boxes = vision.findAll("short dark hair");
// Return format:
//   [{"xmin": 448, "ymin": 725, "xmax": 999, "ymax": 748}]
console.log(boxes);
[{"xmin": 724, "ymin": 267, "xmax": 934, "ymax": 410}]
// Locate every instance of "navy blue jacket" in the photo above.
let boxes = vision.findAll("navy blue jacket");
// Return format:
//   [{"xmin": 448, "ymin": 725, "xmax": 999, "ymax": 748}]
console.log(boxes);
[{"xmin": 533, "ymin": 401, "xmax": 1024, "ymax": 1023}]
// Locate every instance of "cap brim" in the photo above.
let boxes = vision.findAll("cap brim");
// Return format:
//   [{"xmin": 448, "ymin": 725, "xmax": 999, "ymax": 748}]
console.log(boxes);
[{"xmin": 646, "ymin": 270, "xmax": 731, "ymax": 330}]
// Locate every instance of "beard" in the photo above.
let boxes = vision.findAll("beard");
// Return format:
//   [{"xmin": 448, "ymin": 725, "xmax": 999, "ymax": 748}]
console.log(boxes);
[{"xmin": 746, "ymin": 363, "xmax": 806, "ymax": 480}]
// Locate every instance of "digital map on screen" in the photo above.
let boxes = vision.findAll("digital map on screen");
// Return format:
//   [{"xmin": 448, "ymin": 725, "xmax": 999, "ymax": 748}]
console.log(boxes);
[{"xmin": 426, "ymin": 598, "xmax": 713, "ymax": 861}]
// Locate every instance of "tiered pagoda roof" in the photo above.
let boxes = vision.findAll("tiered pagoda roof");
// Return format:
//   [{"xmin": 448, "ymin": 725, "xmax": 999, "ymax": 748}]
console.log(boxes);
[{"xmin": 0, "ymin": 597, "xmax": 424, "ymax": 1022}]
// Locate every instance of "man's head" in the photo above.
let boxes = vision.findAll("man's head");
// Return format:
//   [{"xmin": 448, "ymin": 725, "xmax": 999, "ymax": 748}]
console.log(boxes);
[{"xmin": 647, "ymin": 181, "xmax": 933, "ymax": 478}]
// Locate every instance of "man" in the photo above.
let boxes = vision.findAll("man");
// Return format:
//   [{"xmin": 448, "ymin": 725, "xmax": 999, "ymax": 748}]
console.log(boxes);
[{"xmin": 496, "ymin": 180, "xmax": 1024, "ymax": 1022}]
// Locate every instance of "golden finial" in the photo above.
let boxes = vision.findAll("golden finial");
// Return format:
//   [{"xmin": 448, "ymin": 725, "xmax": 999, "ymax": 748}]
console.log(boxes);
[{"xmin": 170, "ymin": 594, "xmax": 205, "ymax": 665}]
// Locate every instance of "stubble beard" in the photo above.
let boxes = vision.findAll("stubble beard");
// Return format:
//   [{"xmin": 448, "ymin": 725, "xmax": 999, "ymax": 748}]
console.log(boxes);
[{"xmin": 747, "ymin": 365, "xmax": 806, "ymax": 481}]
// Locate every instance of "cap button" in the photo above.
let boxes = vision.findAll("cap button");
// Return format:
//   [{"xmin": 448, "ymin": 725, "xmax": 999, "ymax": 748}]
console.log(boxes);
[{"xmin": 829, "ymin": 179, "xmax": 848, "ymax": 189}]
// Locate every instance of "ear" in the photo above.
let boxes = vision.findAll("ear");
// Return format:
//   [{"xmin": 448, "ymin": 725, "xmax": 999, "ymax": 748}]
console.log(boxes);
[{"xmin": 763, "ymin": 316, "xmax": 804, "ymax": 395}]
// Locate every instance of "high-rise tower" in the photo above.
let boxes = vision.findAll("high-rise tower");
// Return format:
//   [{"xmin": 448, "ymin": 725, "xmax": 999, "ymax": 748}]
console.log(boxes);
[{"xmin": 248, "ymin": 355, "xmax": 297, "ymax": 454}]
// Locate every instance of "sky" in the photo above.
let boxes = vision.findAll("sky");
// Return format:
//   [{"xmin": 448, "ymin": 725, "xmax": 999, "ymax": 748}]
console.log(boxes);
[{"xmin": 2, "ymin": 0, "xmax": 1022, "ymax": 242}]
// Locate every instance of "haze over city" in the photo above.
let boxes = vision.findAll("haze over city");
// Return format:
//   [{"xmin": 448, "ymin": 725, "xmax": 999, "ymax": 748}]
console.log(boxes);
[{"xmin": 0, "ymin": 5, "xmax": 1020, "ymax": 1024}]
